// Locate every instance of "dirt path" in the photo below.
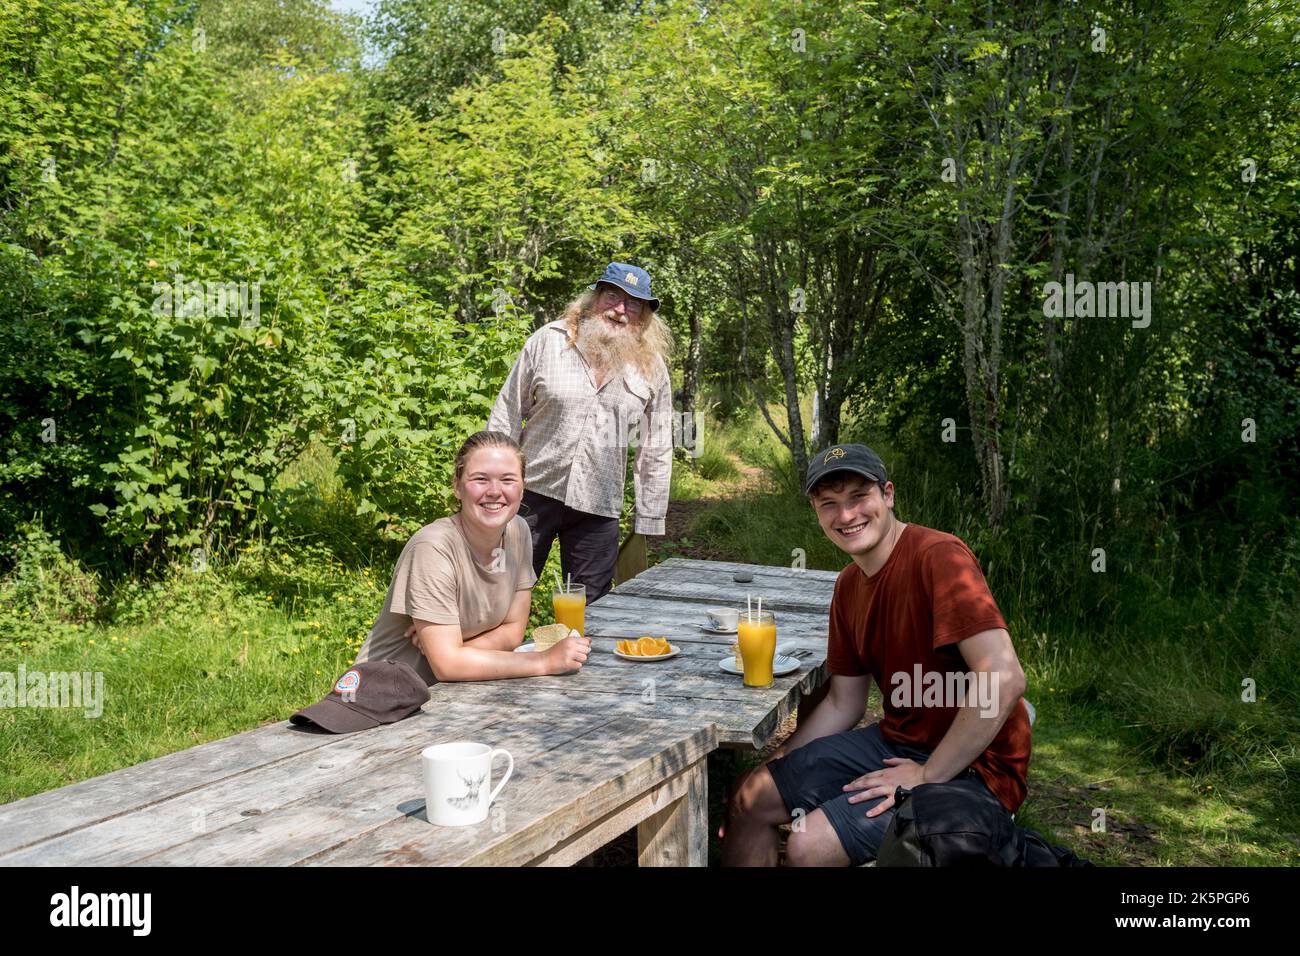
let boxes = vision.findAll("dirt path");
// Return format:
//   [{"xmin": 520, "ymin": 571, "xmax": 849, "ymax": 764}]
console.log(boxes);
[{"xmin": 658, "ymin": 460, "xmax": 764, "ymax": 560}]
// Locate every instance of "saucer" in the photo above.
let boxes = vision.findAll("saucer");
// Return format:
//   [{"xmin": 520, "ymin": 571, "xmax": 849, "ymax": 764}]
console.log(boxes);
[{"xmin": 719, "ymin": 655, "xmax": 800, "ymax": 677}]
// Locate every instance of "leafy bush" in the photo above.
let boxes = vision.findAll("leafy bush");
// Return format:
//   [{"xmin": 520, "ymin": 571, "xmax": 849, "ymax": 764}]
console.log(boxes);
[
  {"xmin": 324, "ymin": 268, "xmax": 531, "ymax": 538},
  {"xmin": 0, "ymin": 521, "xmax": 99, "ymax": 647}
]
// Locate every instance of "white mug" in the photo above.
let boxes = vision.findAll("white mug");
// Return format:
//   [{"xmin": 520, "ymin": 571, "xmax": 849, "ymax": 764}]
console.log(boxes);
[
  {"xmin": 706, "ymin": 607, "xmax": 739, "ymax": 630},
  {"xmin": 422, "ymin": 741, "xmax": 513, "ymax": 827}
]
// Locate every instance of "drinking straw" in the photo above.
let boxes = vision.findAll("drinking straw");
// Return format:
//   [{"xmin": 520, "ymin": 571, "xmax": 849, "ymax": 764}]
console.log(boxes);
[
  {"xmin": 566, "ymin": 573, "xmax": 572, "ymax": 594},
  {"xmin": 747, "ymin": 594, "xmax": 752, "ymax": 622},
  {"xmin": 758, "ymin": 595, "xmax": 762, "ymax": 620},
  {"xmin": 554, "ymin": 570, "xmax": 563, "ymax": 593}
]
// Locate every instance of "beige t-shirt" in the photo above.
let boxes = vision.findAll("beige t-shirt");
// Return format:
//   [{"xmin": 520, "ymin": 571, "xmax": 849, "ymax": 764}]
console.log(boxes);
[{"xmin": 354, "ymin": 513, "xmax": 536, "ymax": 684}]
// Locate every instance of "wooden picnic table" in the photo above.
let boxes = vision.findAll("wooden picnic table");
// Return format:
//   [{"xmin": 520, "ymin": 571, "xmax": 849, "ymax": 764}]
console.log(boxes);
[{"xmin": 0, "ymin": 558, "xmax": 837, "ymax": 866}]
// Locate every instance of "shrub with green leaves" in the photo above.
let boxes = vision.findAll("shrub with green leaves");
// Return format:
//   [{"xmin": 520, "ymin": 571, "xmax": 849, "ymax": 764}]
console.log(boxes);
[
  {"xmin": 324, "ymin": 268, "xmax": 530, "ymax": 538},
  {"xmin": 0, "ymin": 0, "xmax": 364, "ymax": 560},
  {"xmin": 0, "ymin": 521, "xmax": 99, "ymax": 647}
]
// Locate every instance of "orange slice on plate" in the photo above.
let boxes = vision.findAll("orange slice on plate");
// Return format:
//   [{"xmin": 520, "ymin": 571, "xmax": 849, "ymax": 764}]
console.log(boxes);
[{"xmin": 636, "ymin": 636, "xmax": 671, "ymax": 656}]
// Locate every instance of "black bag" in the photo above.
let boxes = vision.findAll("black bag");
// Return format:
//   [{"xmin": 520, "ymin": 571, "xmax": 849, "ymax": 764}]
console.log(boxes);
[
  {"xmin": 876, "ymin": 779, "xmax": 1094, "ymax": 867},
  {"xmin": 1019, "ymin": 825, "xmax": 1095, "ymax": 867}
]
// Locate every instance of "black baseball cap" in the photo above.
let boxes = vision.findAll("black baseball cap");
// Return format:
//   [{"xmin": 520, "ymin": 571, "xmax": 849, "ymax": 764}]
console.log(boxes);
[
  {"xmin": 290, "ymin": 660, "xmax": 429, "ymax": 734},
  {"xmin": 804, "ymin": 443, "xmax": 888, "ymax": 496}
]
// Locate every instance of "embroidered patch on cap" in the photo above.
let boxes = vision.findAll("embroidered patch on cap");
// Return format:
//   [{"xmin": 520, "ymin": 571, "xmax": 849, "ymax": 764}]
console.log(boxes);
[
  {"xmin": 824, "ymin": 447, "xmax": 846, "ymax": 463},
  {"xmin": 625, "ymin": 272, "xmax": 638, "ymax": 285},
  {"xmin": 335, "ymin": 670, "xmax": 361, "ymax": 694}
]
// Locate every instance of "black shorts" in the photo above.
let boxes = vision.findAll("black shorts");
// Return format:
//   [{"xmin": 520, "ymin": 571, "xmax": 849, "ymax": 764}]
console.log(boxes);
[{"xmin": 766, "ymin": 722, "xmax": 992, "ymax": 866}]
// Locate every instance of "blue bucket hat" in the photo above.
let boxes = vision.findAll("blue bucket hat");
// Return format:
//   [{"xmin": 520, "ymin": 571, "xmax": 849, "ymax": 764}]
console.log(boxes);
[{"xmin": 589, "ymin": 262, "xmax": 659, "ymax": 311}]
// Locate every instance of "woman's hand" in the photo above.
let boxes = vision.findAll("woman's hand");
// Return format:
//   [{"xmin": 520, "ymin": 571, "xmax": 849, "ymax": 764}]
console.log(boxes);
[{"xmin": 543, "ymin": 633, "xmax": 591, "ymax": 675}]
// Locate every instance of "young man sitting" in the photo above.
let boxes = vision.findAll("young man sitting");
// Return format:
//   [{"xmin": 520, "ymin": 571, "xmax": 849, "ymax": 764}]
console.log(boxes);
[{"xmin": 720, "ymin": 443, "xmax": 1032, "ymax": 866}]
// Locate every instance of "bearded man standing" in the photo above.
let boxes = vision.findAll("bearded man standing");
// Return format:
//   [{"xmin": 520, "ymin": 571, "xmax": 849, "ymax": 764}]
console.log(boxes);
[{"xmin": 488, "ymin": 262, "xmax": 673, "ymax": 601}]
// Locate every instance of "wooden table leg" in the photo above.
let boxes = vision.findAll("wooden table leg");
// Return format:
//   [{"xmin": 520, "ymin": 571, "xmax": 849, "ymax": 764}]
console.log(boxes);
[{"xmin": 636, "ymin": 758, "xmax": 708, "ymax": 867}]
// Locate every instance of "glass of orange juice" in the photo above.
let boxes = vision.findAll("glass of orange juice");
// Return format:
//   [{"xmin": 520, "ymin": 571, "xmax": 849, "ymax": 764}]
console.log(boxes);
[
  {"xmin": 552, "ymin": 583, "xmax": 586, "ymax": 637},
  {"xmin": 737, "ymin": 609, "xmax": 776, "ymax": 688}
]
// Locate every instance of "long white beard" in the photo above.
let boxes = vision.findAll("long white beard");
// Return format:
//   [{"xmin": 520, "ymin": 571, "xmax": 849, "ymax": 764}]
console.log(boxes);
[{"xmin": 574, "ymin": 308, "xmax": 645, "ymax": 377}]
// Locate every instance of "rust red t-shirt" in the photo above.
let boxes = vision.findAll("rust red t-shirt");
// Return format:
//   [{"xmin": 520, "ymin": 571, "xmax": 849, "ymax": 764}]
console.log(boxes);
[{"xmin": 826, "ymin": 523, "xmax": 1032, "ymax": 813}]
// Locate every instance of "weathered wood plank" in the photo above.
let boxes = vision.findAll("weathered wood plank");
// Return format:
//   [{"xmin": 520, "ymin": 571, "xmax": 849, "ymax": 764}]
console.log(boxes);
[
  {"xmin": 610, "ymin": 575, "xmax": 835, "ymax": 612},
  {"xmin": 529, "ymin": 759, "xmax": 701, "ymax": 866},
  {"xmin": 0, "ymin": 711, "xmax": 384, "ymax": 854},
  {"xmin": 306, "ymin": 721, "xmax": 716, "ymax": 866},
  {"xmin": 478, "ymin": 640, "xmax": 822, "ymax": 704},
  {"xmin": 586, "ymin": 593, "xmax": 830, "ymax": 646},
  {"xmin": 127, "ymin": 713, "xmax": 705, "ymax": 866},
  {"xmin": 429, "ymin": 660, "xmax": 832, "ymax": 751},
  {"xmin": 594, "ymin": 590, "xmax": 832, "ymax": 616},
  {"xmin": 636, "ymin": 758, "xmax": 708, "ymax": 867},
  {"xmin": 620, "ymin": 565, "xmax": 837, "ymax": 596},
  {"xmin": 635, "ymin": 557, "xmax": 840, "ymax": 584},
  {"xmin": 0, "ymin": 702, "xmax": 518, "ymax": 865},
  {"xmin": 424, "ymin": 682, "xmax": 795, "ymax": 749}
]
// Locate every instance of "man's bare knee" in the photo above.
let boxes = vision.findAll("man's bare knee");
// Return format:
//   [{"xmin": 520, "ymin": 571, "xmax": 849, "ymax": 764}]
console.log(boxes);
[
  {"xmin": 730, "ymin": 765, "xmax": 787, "ymax": 825},
  {"xmin": 785, "ymin": 809, "xmax": 851, "ymax": 867}
]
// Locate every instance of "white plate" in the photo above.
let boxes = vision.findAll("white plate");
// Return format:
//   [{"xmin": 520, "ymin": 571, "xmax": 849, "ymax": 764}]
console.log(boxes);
[
  {"xmin": 613, "ymin": 642, "xmax": 681, "ymax": 661},
  {"xmin": 697, "ymin": 623, "xmax": 737, "ymax": 635},
  {"xmin": 719, "ymin": 655, "xmax": 800, "ymax": 677},
  {"xmin": 514, "ymin": 643, "xmax": 544, "ymax": 653}
]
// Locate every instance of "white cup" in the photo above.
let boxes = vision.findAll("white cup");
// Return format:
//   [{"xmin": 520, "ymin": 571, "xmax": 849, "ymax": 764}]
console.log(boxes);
[
  {"xmin": 706, "ymin": 607, "xmax": 739, "ymax": 630},
  {"xmin": 422, "ymin": 741, "xmax": 513, "ymax": 827}
]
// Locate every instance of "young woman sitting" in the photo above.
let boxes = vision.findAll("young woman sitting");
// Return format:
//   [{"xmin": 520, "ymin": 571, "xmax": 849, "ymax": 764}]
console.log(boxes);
[{"xmin": 353, "ymin": 430, "xmax": 591, "ymax": 683}]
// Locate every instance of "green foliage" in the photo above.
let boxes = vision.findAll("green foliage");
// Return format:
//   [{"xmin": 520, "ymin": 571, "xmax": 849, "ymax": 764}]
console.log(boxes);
[
  {"xmin": 0, "ymin": 520, "xmax": 99, "ymax": 648},
  {"xmin": 694, "ymin": 441, "xmax": 740, "ymax": 482},
  {"xmin": 324, "ymin": 267, "xmax": 531, "ymax": 537},
  {"xmin": 368, "ymin": 0, "xmax": 618, "ymax": 116},
  {"xmin": 377, "ymin": 16, "xmax": 646, "ymax": 322},
  {"xmin": 0, "ymin": 0, "xmax": 368, "ymax": 559}
]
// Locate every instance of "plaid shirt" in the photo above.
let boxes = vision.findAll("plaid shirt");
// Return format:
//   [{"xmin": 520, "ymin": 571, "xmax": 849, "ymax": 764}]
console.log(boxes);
[{"xmin": 488, "ymin": 320, "xmax": 673, "ymax": 535}]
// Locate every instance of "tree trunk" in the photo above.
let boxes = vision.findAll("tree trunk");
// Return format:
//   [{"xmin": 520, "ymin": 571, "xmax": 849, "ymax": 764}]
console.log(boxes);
[
  {"xmin": 682, "ymin": 307, "xmax": 701, "ymax": 420},
  {"xmin": 774, "ymin": 312, "xmax": 808, "ymax": 479},
  {"xmin": 679, "ymin": 306, "xmax": 703, "ymax": 465}
]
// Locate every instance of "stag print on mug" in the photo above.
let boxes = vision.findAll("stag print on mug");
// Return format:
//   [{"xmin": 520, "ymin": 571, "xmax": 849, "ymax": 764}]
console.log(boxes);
[
  {"xmin": 421, "ymin": 741, "xmax": 514, "ymax": 827},
  {"xmin": 446, "ymin": 770, "xmax": 487, "ymax": 811}
]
